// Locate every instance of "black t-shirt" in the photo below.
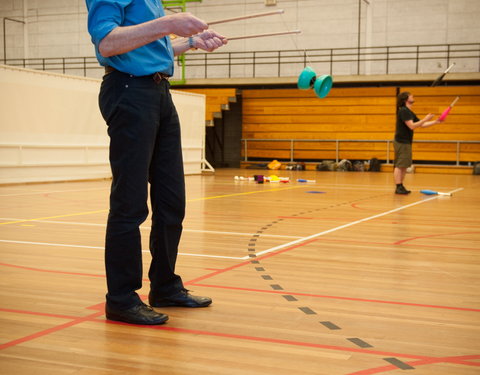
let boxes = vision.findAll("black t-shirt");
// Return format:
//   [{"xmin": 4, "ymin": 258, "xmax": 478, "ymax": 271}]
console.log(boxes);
[{"xmin": 395, "ymin": 106, "xmax": 419, "ymax": 144}]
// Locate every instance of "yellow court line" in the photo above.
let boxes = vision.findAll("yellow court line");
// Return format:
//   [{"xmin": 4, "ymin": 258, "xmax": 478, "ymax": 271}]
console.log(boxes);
[
  {"xmin": 0, "ymin": 185, "xmax": 305, "ymax": 226},
  {"xmin": 0, "ymin": 209, "xmax": 108, "ymax": 226},
  {"xmin": 187, "ymin": 185, "xmax": 304, "ymax": 202}
]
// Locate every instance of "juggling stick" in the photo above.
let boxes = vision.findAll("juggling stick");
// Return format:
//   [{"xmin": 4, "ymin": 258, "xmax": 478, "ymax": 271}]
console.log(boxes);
[
  {"xmin": 208, "ymin": 10, "xmax": 300, "ymax": 43},
  {"xmin": 420, "ymin": 189, "xmax": 452, "ymax": 196},
  {"xmin": 208, "ymin": 9, "xmax": 284, "ymax": 26},
  {"xmin": 438, "ymin": 96, "xmax": 460, "ymax": 121},
  {"xmin": 228, "ymin": 30, "xmax": 301, "ymax": 41},
  {"xmin": 431, "ymin": 63, "xmax": 455, "ymax": 87}
]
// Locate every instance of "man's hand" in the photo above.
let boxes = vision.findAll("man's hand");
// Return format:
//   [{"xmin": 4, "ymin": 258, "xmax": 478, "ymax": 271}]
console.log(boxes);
[
  {"xmin": 164, "ymin": 12, "xmax": 208, "ymax": 37},
  {"xmin": 193, "ymin": 30, "xmax": 228, "ymax": 52}
]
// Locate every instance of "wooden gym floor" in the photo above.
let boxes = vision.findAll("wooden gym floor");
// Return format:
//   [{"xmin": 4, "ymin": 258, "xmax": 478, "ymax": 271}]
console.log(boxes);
[{"xmin": 0, "ymin": 169, "xmax": 479, "ymax": 375}]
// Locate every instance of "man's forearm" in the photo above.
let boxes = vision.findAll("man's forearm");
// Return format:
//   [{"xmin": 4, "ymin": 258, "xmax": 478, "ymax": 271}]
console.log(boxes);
[
  {"xmin": 98, "ymin": 13, "xmax": 208, "ymax": 58},
  {"xmin": 99, "ymin": 18, "xmax": 171, "ymax": 57}
]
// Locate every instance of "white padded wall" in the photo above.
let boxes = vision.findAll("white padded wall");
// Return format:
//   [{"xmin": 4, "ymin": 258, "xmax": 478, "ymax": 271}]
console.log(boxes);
[{"xmin": 0, "ymin": 65, "xmax": 206, "ymax": 183}]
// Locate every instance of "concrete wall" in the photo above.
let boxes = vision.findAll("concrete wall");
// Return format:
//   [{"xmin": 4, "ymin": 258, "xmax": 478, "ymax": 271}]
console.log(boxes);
[{"xmin": 0, "ymin": 0, "xmax": 478, "ymax": 78}]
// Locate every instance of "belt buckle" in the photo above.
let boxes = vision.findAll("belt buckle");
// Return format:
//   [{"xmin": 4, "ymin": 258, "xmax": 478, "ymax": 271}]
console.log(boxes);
[{"xmin": 153, "ymin": 72, "xmax": 168, "ymax": 84}]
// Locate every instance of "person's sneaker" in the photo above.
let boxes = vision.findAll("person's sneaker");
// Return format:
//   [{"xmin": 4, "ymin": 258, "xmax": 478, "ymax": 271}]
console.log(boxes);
[{"xmin": 395, "ymin": 185, "xmax": 411, "ymax": 195}]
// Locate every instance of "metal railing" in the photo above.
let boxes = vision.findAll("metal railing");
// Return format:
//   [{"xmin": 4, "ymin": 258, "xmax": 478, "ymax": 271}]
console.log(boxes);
[
  {"xmin": 1, "ymin": 56, "xmax": 99, "ymax": 77},
  {"xmin": 186, "ymin": 43, "xmax": 480, "ymax": 78},
  {"xmin": 241, "ymin": 139, "xmax": 480, "ymax": 166},
  {"xmin": 2, "ymin": 42, "xmax": 479, "ymax": 79}
]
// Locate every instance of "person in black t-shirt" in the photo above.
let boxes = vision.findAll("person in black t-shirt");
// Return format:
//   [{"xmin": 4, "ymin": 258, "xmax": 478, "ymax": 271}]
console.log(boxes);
[{"xmin": 393, "ymin": 92, "xmax": 442, "ymax": 194}]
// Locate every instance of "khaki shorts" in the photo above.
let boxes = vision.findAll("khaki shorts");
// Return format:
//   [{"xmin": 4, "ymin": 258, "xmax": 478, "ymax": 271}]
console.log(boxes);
[{"xmin": 393, "ymin": 141, "xmax": 412, "ymax": 168}]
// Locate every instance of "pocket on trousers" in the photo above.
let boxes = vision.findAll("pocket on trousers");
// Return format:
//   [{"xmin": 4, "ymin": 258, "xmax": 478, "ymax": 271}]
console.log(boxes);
[{"xmin": 99, "ymin": 73, "xmax": 129, "ymax": 124}]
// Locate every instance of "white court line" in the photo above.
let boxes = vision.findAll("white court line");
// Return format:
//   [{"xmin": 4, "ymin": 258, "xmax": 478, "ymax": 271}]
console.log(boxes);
[
  {"xmin": 0, "ymin": 187, "xmax": 464, "ymax": 261},
  {"xmin": 247, "ymin": 187, "xmax": 464, "ymax": 260},
  {"xmin": 0, "ymin": 218, "xmax": 302, "ymax": 240},
  {"xmin": 0, "ymin": 239, "xmax": 104, "ymax": 251},
  {"xmin": 0, "ymin": 187, "xmax": 110, "ymax": 197},
  {"xmin": 0, "ymin": 239, "xmax": 244, "ymax": 260},
  {"xmin": 183, "ymin": 229, "xmax": 300, "ymax": 239}
]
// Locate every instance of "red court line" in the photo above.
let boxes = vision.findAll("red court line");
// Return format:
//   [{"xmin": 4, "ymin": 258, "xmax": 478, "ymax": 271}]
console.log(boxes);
[
  {"xmin": 351, "ymin": 203, "xmax": 371, "ymax": 210},
  {"xmin": 315, "ymin": 237, "xmax": 479, "ymax": 251},
  {"xmin": 393, "ymin": 230, "xmax": 480, "ymax": 245},
  {"xmin": 0, "ymin": 262, "xmax": 106, "ymax": 278},
  {"xmin": 278, "ymin": 216, "xmax": 314, "ymax": 220},
  {"xmin": 2, "ymin": 235, "xmax": 478, "ymax": 313},
  {"xmin": 0, "ymin": 310, "xmax": 104, "ymax": 350},
  {"xmin": 190, "ymin": 283, "xmax": 480, "ymax": 312},
  {"xmin": 1, "ymin": 227, "xmax": 477, "ymax": 365},
  {"xmin": 0, "ymin": 308, "xmax": 80, "ymax": 320},
  {"xmin": 347, "ymin": 354, "xmax": 480, "ymax": 374},
  {"xmin": 102, "ymin": 320, "xmax": 432, "ymax": 361},
  {"xmin": 3, "ymin": 305, "xmax": 478, "ymax": 369},
  {"xmin": 185, "ymin": 238, "xmax": 319, "ymax": 285},
  {"xmin": 0, "ymin": 240, "xmax": 319, "ymax": 351},
  {"xmin": 0, "ymin": 239, "xmax": 319, "ymax": 284}
]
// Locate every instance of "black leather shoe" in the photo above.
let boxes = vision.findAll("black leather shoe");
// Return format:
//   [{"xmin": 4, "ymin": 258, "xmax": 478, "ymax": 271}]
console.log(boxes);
[
  {"xmin": 149, "ymin": 289, "xmax": 212, "ymax": 308},
  {"xmin": 106, "ymin": 302, "xmax": 169, "ymax": 325}
]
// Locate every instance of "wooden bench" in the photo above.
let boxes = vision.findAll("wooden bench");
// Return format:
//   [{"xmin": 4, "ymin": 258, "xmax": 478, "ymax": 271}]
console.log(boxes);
[
  {"xmin": 241, "ymin": 86, "xmax": 480, "ymax": 169},
  {"xmin": 176, "ymin": 88, "xmax": 238, "ymax": 126}
]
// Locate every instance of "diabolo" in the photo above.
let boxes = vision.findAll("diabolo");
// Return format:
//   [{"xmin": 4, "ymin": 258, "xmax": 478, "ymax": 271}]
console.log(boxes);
[{"xmin": 297, "ymin": 66, "xmax": 333, "ymax": 99}]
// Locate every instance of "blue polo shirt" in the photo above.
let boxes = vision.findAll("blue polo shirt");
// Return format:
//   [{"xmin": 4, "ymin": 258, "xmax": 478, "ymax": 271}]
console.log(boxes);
[{"xmin": 86, "ymin": 0, "xmax": 174, "ymax": 76}]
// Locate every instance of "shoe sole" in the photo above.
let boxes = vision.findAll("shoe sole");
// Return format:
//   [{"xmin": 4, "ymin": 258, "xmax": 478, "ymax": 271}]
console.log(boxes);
[
  {"xmin": 149, "ymin": 300, "xmax": 212, "ymax": 308},
  {"xmin": 106, "ymin": 312, "xmax": 169, "ymax": 325}
]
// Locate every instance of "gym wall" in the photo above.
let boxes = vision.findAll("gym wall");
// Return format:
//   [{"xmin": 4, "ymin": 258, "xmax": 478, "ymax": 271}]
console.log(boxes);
[{"xmin": 0, "ymin": 0, "xmax": 479, "ymax": 79}]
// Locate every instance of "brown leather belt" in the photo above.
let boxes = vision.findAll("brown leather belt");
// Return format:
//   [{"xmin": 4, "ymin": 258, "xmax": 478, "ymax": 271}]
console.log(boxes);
[{"xmin": 104, "ymin": 66, "xmax": 170, "ymax": 83}]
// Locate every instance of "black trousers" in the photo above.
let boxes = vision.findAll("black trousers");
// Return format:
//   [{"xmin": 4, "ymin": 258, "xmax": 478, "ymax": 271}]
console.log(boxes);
[{"xmin": 99, "ymin": 70, "xmax": 185, "ymax": 309}]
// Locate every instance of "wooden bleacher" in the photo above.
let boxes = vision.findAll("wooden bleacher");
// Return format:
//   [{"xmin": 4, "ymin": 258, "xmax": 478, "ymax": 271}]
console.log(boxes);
[
  {"xmin": 241, "ymin": 86, "xmax": 480, "ymax": 174},
  {"xmin": 175, "ymin": 88, "xmax": 238, "ymax": 126}
]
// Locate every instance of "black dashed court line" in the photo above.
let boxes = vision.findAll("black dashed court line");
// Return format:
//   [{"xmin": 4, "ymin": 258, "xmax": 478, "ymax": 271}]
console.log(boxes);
[
  {"xmin": 298, "ymin": 307, "xmax": 316, "ymax": 315},
  {"xmin": 383, "ymin": 357, "xmax": 415, "ymax": 370},
  {"xmin": 245, "ymin": 193, "xmax": 393, "ymax": 360},
  {"xmin": 320, "ymin": 321, "xmax": 341, "ymax": 330},
  {"xmin": 348, "ymin": 338, "xmax": 373, "ymax": 348}
]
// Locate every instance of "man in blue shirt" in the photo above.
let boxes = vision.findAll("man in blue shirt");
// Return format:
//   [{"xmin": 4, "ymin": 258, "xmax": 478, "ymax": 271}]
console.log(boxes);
[{"xmin": 86, "ymin": 0, "xmax": 227, "ymax": 325}]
